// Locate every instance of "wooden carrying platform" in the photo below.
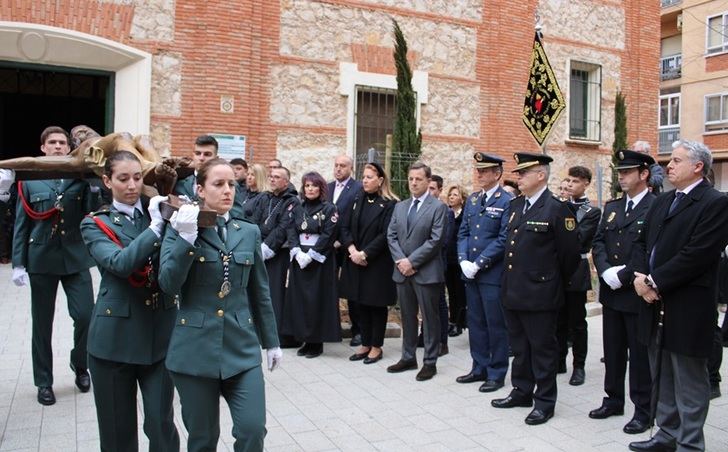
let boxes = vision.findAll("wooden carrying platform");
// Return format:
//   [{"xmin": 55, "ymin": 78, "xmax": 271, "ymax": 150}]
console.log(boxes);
[{"xmin": 160, "ymin": 194, "xmax": 217, "ymax": 228}]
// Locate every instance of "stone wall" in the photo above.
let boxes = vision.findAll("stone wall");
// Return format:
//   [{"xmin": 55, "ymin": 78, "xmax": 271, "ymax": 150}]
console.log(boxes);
[
  {"xmin": 421, "ymin": 79, "xmax": 480, "ymax": 137},
  {"xmin": 540, "ymin": 0, "xmax": 624, "ymax": 50},
  {"xmin": 280, "ymin": 0, "xmax": 477, "ymax": 79},
  {"xmin": 129, "ymin": 0, "xmax": 175, "ymax": 42},
  {"xmin": 150, "ymin": 122, "xmax": 172, "ymax": 157},
  {"xmin": 353, "ymin": 0, "xmax": 483, "ymax": 21},
  {"xmin": 548, "ymin": 149, "xmax": 613, "ymax": 202},
  {"xmin": 269, "ymin": 64, "xmax": 347, "ymax": 127},
  {"xmin": 151, "ymin": 52, "xmax": 182, "ymax": 117},
  {"xmin": 277, "ymin": 131, "xmax": 348, "ymax": 183},
  {"xmin": 420, "ymin": 141, "xmax": 477, "ymax": 190}
]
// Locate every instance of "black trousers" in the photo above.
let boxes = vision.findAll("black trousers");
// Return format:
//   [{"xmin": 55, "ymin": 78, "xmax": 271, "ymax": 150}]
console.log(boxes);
[
  {"xmin": 504, "ymin": 308, "xmax": 558, "ymax": 411},
  {"xmin": 359, "ymin": 304, "xmax": 388, "ymax": 347},
  {"xmin": 445, "ymin": 264, "xmax": 466, "ymax": 328},
  {"xmin": 708, "ymin": 323, "xmax": 723, "ymax": 385},
  {"xmin": 601, "ymin": 306, "xmax": 651, "ymax": 422},
  {"xmin": 557, "ymin": 290, "xmax": 588, "ymax": 368}
]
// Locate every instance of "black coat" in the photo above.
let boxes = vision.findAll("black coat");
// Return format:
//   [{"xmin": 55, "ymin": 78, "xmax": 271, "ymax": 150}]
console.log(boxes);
[
  {"xmin": 633, "ymin": 181, "xmax": 728, "ymax": 358},
  {"xmin": 338, "ymin": 192, "xmax": 396, "ymax": 307},
  {"xmin": 566, "ymin": 199, "xmax": 601, "ymax": 292},
  {"xmin": 501, "ymin": 190, "xmax": 580, "ymax": 311},
  {"xmin": 592, "ymin": 193, "xmax": 655, "ymax": 313},
  {"xmin": 249, "ymin": 187, "xmax": 300, "ymax": 252}
]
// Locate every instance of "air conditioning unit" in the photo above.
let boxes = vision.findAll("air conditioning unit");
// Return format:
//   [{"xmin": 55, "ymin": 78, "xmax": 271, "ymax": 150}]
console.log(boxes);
[{"xmin": 677, "ymin": 14, "xmax": 683, "ymax": 31}]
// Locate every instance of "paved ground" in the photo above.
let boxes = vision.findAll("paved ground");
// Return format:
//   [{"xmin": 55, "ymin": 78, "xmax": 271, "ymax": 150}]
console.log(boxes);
[{"xmin": 0, "ymin": 264, "xmax": 726, "ymax": 451}]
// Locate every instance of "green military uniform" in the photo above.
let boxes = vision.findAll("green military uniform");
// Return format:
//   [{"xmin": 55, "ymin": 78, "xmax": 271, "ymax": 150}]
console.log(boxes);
[
  {"xmin": 80, "ymin": 200, "xmax": 179, "ymax": 452},
  {"xmin": 159, "ymin": 214, "xmax": 279, "ymax": 452},
  {"xmin": 12, "ymin": 179, "xmax": 98, "ymax": 388}
]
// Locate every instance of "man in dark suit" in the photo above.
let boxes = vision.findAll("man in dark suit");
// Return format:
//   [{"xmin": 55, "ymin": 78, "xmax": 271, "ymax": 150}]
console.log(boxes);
[
  {"xmin": 456, "ymin": 153, "xmax": 512, "ymax": 392},
  {"xmin": 589, "ymin": 150, "xmax": 655, "ymax": 435},
  {"xmin": 327, "ymin": 155, "xmax": 363, "ymax": 346},
  {"xmin": 491, "ymin": 152, "xmax": 579, "ymax": 426},
  {"xmin": 386, "ymin": 161, "xmax": 448, "ymax": 381},
  {"xmin": 558, "ymin": 165, "xmax": 601, "ymax": 386},
  {"xmin": 629, "ymin": 140, "xmax": 728, "ymax": 452}
]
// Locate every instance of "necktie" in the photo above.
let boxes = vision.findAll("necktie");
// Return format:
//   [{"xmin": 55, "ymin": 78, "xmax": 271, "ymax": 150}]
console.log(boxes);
[
  {"xmin": 523, "ymin": 199, "xmax": 531, "ymax": 214},
  {"xmin": 216, "ymin": 216, "xmax": 227, "ymax": 243},
  {"xmin": 668, "ymin": 192, "xmax": 685, "ymax": 216},
  {"xmin": 133, "ymin": 209, "xmax": 143, "ymax": 231},
  {"xmin": 407, "ymin": 199, "xmax": 420, "ymax": 230},
  {"xmin": 625, "ymin": 200, "xmax": 634, "ymax": 217}
]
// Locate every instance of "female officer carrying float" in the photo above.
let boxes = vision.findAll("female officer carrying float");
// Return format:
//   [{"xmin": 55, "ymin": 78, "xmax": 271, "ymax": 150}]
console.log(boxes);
[
  {"xmin": 158, "ymin": 158, "xmax": 282, "ymax": 452},
  {"xmin": 80, "ymin": 150, "xmax": 179, "ymax": 451}
]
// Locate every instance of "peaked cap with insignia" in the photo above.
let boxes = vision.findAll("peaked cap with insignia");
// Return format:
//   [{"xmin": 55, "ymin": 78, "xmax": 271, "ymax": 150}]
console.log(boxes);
[
  {"xmin": 512, "ymin": 152, "xmax": 553, "ymax": 172},
  {"xmin": 614, "ymin": 149, "xmax": 655, "ymax": 170},
  {"xmin": 473, "ymin": 152, "xmax": 505, "ymax": 169}
]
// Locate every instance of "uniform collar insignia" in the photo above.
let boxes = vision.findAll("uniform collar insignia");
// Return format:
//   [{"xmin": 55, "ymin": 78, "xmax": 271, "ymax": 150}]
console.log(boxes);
[{"xmin": 112, "ymin": 215, "xmax": 121, "ymax": 224}]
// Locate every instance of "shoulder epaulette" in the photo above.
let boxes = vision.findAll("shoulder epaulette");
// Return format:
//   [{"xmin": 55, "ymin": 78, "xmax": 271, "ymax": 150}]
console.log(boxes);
[
  {"xmin": 89, "ymin": 205, "xmax": 111, "ymax": 216},
  {"xmin": 552, "ymin": 193, "xmax": 566, "ymax": 202},
  {"xmin": 578, "ymin": 204, "xmax": 593, "ymax": 213},
  {"xmin": 605, "ymin": 197, "xmax": 621, "ymax": 204}
]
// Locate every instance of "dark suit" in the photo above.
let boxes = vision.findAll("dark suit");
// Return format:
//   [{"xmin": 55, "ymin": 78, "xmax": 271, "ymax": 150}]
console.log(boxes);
[
  {"xmin": 13, "ymin": 179, "xmax": 99, "ymax": 388},
  {"xmin": 387, "ymin": 194, "xmax": 448, "ymax": 365},
  {"xmin": 457, "ymin": 186, "xmax": 512, "ymax": 381},
  {"xmin": 328, "ymin": 178, "xmax": 363, "ymax": 336},
  {"xmin": 557, "ymin": 198, "xmax": 600, "ymax": 369},
  {"xmin": 592, "ymin": 192, "xmax": 654, "ymax": 423},
  {"xmin": 501, "ymin": 189, "xmax": 579, "ymax": 411},
  {"xmin": 633, "ymin": 180, "xmax": 728, "ymax": 450}
]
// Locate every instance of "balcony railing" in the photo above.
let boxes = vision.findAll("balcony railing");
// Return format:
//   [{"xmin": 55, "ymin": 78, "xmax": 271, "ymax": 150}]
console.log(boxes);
[
  {"xmin": 661, "ymin": 0, "xmax": 681, "ymax": 7},
  {"xmin": 659, "ymin": 127, "xmax": 680, "ymax": 154},
  {"xmin": 661, "ymin": 54, "xmax": 682, "ymax": 81}
]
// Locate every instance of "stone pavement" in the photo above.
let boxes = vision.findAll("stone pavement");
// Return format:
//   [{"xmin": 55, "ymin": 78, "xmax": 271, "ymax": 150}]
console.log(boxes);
[{"xmin": 0, "ymin": 263, "xmax": 726, "ymax": 451}]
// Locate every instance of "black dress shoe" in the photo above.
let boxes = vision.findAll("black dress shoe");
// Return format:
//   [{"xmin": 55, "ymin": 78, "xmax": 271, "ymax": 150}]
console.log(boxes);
[
  {"xmin": 349, "ymin": 334, "xmax": 362, "ymax": 347},
  {"xmin": 628, "ymin": 437, "xmax": 677, "ymax": 451},
  {"xmin": 305, "ymin": 344, "xmax": 323, "ymax": 358},
  {"xmin": 387, "ymin": 359, "xmax": 418, "ymax": 373},
  {"xmin": 448, "ymin": 325, "xmax": 462, "ymax": 337},
  {"xmin": 525, "ymin": 408, "xmax": 554, "ymax": 425},
  {"xmin": 491, "ymin": 394, "xmax": 533, "ymax": 408},
  {"xmin": 280, "ymin": 338, "xmax": 302, "ymax": 349},
  {"xmin": 479, "ymin": 380, "xmax": 504, "ymax": 393},
  {"xmin": 438, "ymin": 344, "xmax": 449, "ymax": 357},
  {"xmin": 557, "ymin": 361, "xmax": 567, "ymax": 374},
  {"xmin": 456, "ymin": 372, "xmax": 487, "ymax": 384},
  {"xmin": 349, "ymin": 350, "xmax": 369, "ymax": 361},
  {"xmin": 569, "ymin": 367, "xmax": 585, "ymax": 386},
  {"xmin": 37, "ymin": 386, "xmax": 56, "ymax": 406},
  {"xmin": 623, "ymin": 418, "xmax": 651, "ymax": 434},
  {"xmin": 416, "ymin": 364, "xmax": 437, "ymax": 381},
  {"xmin": 588, "ymin": 404, "xmax": 624, "ymax": 419},
  {"xmin": 363, "ymin": 352, "xmax": 382, "ymax": 364},
  {"xmin": 71, "ymin": 363, "xmax": 91, "ymax": 393},
  {"xmin": 296, "ymin": 344, "xmax": 310, "ymax": 356}
]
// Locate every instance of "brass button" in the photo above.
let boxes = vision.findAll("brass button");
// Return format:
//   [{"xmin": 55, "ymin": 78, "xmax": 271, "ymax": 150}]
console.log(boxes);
[
  {"xmin": 60, "ymin": 219, "xmax": 64, "ymax": 224},
  {"xmin": 508, "ymin": 264, "xmax": 512, "ymax": 270},
  {"xmin": 514, "ymin": 229, "xmax": 518, "ymax": 234},
  {"xmin": 180, "ymin": 318, "xmax": 186, "ymax": 325},
  {"xmin": 245, "ymin": 260, "xmax": 251, "ymax": 265},
  {"xmin": 474, "ymin": 236, "xmax": 478, "ymax": 240},
  {"xmin": 154, "ymin": 242, "xmax": 160, "ymax": 247},
  {"xmin": 249, "ymin": 318, "xmax": 253, "ymax": 323},
  {"xmin": 508, "ymin": 252, "xmax": 513, "ymax": 257},
  {"xmin": 510, "ymin": 240, "xmax": 515, "ymax": 245},
  {"xmin": 616, "ymin": 242, "xmax": 620, "ymax": 247},
  {"xmin": 618, "ymin": 230, "xmax": 622, "ymax": 234},
  {"xmin": 217, "ymin": 309, "xmax": 224, "ymax": 317},
  {"xmin": 60, "ymin": 230, "xmax": 66, "ymax": 235},
  {"xmin": 29, "ymin": 238, "xmax": 34, "ymax": 243},
  {"xmin": 199, "ymin": 256, "xmax": 205, "ymax": 262},
  {"xmin": 614, "ymin": 254, "xmax": 618, "ymax": 259},
  {"xmin": 472, "ymin": 248, "xmax": 477, "ymax": 252},
  {"xmin": 145, "ymin": 299, "xmax": 151, "ymax": 306},
  {"xmin": 541, "ymin": 276, "xmax": 545, "ymax": 280},
  {"xmin": 105, "ymin": 308, "xmax": 111, "ymax": 315},
  {"xmin": 188, "ymin": 251, "xmax": 194, "ymax": 256},
  {"xmin": 476, "ymin": 224, "xmax": 480, "ymax": 228}
]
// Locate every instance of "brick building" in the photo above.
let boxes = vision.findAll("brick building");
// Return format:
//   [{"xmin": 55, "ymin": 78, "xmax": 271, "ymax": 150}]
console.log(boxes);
[{"xmin": 1, "ymin": 0, "xmax": 658, "ymax": 198}]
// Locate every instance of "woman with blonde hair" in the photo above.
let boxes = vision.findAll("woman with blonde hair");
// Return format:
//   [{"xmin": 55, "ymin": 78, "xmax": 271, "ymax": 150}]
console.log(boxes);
[
  {"xmin": 340, "ymin": 162, "xmax": 399, "ymax": 363},
  {"xmin": 445, "ymin": 183, "xmax": 469, "ymax": 336},
  {"xmin": 241, "ymin": 163, "xmax": 269, "ymax": 217}
]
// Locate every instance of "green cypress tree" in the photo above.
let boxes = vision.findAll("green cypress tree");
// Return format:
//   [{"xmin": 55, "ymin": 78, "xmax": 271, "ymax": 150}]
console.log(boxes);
[
  {"xmin": 611, "ymin": 91, "xmax": 628, "ymax": 199},
  {"xmin": 391, "ymin": 19, "xmax": 422, "ymax": 197}
]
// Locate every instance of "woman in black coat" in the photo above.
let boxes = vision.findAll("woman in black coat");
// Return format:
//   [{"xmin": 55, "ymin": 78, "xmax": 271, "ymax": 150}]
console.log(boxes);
[
  {"xmin": 444, "ymin": 183, "xmax": 468, "ymax": 336},
  {"xmin": 339, "ymin": 162, "xmax": 398, "ymax": 364}
]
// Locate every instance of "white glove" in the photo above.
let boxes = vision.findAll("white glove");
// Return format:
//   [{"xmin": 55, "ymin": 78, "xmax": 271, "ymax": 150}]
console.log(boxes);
[
  {"xmin": 0, "ymin": 192, "xmax": 9, "ymax": 203},
  {"xmin": 266, "ymin": 347, "xmax": 283, "ymax": 371},
  {"xmin": 12, "ymin": 267, "xmax": 28, "ymax": 287},
  {"xmin": 289, "ymin": 247, "xmax": 302, "ymax": 261},
  {"xmin": 261, "ymin": 243, "xmax": 275, "ymax": 260},
  {"xmin": 459, "ymin": 260, "xmax": 478, "ymax": 279},
  {"xmin": 170, "ymin": 204, "xmax": 199, "ymax": 244},
  {"xmin": 148, "ymin": 195, "xmax": 168, "ymax": 237},
  {"xmin": 0, "ymin": 169, "xmax": 15, "ymax": 193},
  {"xmin": 296, "ymin": 252, "xmax": 312, "ymax": 269},
  {"xmin": 601, "ymin": 265, "xmax": 626, "ymax": 290}
]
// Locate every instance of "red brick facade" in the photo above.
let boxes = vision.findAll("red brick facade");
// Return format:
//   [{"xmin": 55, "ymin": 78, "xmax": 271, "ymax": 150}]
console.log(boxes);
[{"xmin": 3, "ymin": 0, "xmax": 659, "ymax": 168}]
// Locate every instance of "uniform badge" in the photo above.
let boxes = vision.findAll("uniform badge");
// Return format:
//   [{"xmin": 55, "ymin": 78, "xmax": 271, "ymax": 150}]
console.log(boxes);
[
  {"xmin": 112, "ymin": 216, "xmax": 121, "ymax": 224},
  {"xmin": 231, "ymin": 222, "xmax": 240, "ymax": 229},
  {"xmin": 475, "ymin": 153, "xmax": 484, "ymax": 162},
  {"xmin": 607, "ymin": 212, "xmax": 616, "ymax": 223},
  {"xmin": 495, "ymin": 191, "xmax": 501, "ymax": 198},
  {"xmin": 565, "ymin": 217, "xmax": 576, "ymax": 231},
  {"xmin": 509, "ymin": 212, "xmax": 515, "ymax": 224},
  {"xmin": 331, "ymin": 213, "xmax": 338, "ymax": 223},
  {"xmin": 619, "ymin": 151, "xmax": 625, "ymax": 160},
  {"xmin": 301, "ymin": 220, "xmax": 308, "ymax": 230},
  {"xmin": 287, "ymin": 204, "xmax": 293, "ymax": 211}
]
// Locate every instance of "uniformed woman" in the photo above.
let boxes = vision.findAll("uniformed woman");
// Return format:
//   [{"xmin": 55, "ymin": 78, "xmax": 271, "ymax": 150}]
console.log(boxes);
[
  {"xmin": 80, "ymin": 150, "xmax": 179, "ymax": 451},
  {"xmin": 339, "ymin": 162, "xmax": 398, "ymax": 364},
  {"xmin": 282, "ymin": 171, "xmax": 341, "ymax": 358},
  {"xmin": 158, "ymin": 158, "xmax": 281, "ymax": 452}
]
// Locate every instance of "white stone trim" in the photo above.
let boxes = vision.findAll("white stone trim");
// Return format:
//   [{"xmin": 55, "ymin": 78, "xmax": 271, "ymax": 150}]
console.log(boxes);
[
  {"xmin": 0, "ymin": 21, "xmax": 152, "ymax": 135},
  {"xmin": 338, "ymin": 62, "xmax": 428, "ymax": 158}
]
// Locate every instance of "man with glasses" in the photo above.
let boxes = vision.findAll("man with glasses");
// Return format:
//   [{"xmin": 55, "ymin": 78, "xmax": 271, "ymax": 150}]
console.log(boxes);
[{"xmin": 491, "ymin": 152, "xmax": 579, "ymax": 426}]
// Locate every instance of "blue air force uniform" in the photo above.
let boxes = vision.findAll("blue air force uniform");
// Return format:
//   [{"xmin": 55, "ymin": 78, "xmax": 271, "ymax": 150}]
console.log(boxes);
[{"xmin": 456, "ymin": 153, "xmax": 513, "ymax": 384}]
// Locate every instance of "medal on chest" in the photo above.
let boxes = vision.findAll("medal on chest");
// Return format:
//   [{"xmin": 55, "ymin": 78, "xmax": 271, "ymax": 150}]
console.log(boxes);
[{"xmin": 218, "ymin": 252, "xmax": 232, "ymax": 299}]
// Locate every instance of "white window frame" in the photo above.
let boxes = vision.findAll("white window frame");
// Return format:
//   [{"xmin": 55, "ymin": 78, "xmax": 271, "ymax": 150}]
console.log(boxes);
[
  {"xmin": 704, "ymin": 92, "xmax": 728, "ymax": 132},
  {"xmin": 568, "ymin": 60, "xmax": 602, "ymax": 142},
  {"xmin": 659, "ymin": 93, "xmax": 680, "ymax": 128},
  {"xmin": 706, "ymin": 12, "xmax": 728, "ymax": 55}
]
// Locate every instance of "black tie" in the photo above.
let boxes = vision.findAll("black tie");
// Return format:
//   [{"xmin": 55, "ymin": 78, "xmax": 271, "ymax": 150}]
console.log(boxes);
[
  {"xmin": 133, "ymin": 209, "xmax": 143, "ymax": 231},
  {"xmin": 523, "ymin": 199, "xmax": 531, "ymax": 214},
  {"xmin": 625, "ymin": 200, "xmax": 634, "ymax": 217},
  {"xmin": 407, "ymin": 199, "xmax": 420, "ymax": 230},
  {"xmin": 668, "ymin": 192, "xmax": 685, "ymax": 216},
  {"xmin": 216, "ymin": 216, "xmax": 227, "ymax": 243}
]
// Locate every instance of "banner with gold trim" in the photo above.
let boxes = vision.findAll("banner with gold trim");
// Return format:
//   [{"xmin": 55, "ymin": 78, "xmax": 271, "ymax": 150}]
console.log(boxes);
[{"xmin": 522, "ymin": 32, "xmax": 565, "ymax": 145}]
